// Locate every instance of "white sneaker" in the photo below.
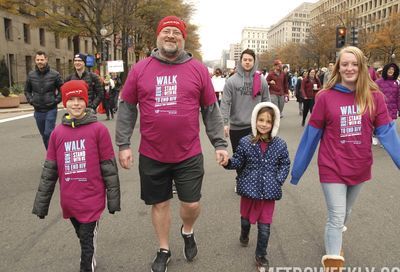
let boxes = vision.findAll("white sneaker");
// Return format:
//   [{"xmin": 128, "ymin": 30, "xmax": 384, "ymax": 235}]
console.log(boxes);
[{"xmin": 372, "ymin": 137, "xmax": 378, "ymax": 146}]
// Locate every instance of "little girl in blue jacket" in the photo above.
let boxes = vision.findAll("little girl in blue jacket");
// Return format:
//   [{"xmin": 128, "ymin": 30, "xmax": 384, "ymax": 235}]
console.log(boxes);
[{"xmin": 221, "ymin": 102, "xmax": 290, "ymax": 271}]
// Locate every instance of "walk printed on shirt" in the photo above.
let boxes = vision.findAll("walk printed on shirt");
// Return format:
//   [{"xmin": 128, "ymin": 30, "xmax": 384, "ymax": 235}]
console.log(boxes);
[
  {"xmin": 155, "ymin": 74, "xmax": 178, "ymax": 115},
  {"xmin": 64, "ymin": 139, "xmax": 87, "ymax": 177},
  {"xmin": 339, "ymin": 104, "xmax": 362, "ymax": 141}
]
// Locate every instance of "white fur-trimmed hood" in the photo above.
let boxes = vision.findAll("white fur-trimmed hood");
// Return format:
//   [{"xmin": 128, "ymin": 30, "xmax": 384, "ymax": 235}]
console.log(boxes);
[{"xmin": 251, "ymin": 102, "xmax": 280, "ymax": 138}]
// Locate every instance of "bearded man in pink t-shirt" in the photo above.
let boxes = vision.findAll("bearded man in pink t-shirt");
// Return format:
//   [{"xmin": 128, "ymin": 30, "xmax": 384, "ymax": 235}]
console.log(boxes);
[{"xmin": 115, "ymin": 15, "xmax": 229, "ymax": 272}]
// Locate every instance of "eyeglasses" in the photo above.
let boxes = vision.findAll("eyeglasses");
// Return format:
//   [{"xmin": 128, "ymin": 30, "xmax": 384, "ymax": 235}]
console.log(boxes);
[{"xmin": 160, "ymin": 29, "xmax": 183, "ymax": 37}]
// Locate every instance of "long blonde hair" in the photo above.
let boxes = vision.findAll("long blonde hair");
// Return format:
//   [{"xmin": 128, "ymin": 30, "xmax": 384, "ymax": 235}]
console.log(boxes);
[{"xmin": 324, "ymin": 46, "xmax": 379, "ymax": 115}]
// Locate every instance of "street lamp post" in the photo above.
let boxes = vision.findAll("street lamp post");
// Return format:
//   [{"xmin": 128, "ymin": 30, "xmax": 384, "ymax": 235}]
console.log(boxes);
[{"xmin": 100, "ymin": 27, "xmax": 107, "ymax": 78}]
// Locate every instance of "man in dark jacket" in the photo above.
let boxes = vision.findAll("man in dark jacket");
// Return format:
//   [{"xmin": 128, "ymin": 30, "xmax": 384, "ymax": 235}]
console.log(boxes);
[
  {"xmin": 65, "ymin": 53, "xmax": 103, "ymax": 111},
  {"xmin": 24, "ymin": 50, "xmax": 63, "ymax": 149}
]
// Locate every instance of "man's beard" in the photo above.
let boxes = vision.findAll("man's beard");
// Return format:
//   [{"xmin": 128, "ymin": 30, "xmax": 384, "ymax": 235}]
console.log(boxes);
[
  {"xmin": 160, "ymin": 44, "xmax": 180, "ymax": 58},
  {"xmin": 158, "ymin": 39, "xmax": 184, "ymax": 59}
]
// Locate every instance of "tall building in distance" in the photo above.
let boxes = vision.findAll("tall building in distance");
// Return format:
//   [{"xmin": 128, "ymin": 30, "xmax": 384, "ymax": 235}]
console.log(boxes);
[
  {"xmin": 241, "ymin": 27, "xmax": 269, "ymax": 55},
  {"xmin": 310, "ymin": 0, "xmax": 400, "ymax": 32},
  {"xmin": 229, "ymin": 43, "xmax": 242, "ymax": 65},
  {"xmin": 267, "ymin": 2, "xmax": 314, "ymax": 50}
]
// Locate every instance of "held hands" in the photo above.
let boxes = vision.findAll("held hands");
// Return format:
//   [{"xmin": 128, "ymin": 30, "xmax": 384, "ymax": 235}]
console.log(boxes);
[
  {"xmin": 216, "ymin": 150, "xmax": 229, "ymax": 166},
  {"xmin": 118, "ymin": 149, "xmax": 133, "ymax": 169}
]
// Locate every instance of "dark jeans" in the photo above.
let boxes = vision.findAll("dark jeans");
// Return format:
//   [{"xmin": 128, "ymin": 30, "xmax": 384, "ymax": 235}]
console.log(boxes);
[
  {"xmin": 34, "ymin": 108, "xmax": 57, "ymax": 149},
  {"xmin": 229, "ymin": 128, "xmax": 252, "ymax": 153},
  {"xmin": 230, "ymin": 128, "xmax": 252, "ymax": 176},
  {"xmin": 70, "ymin": 218, "xmax": 98, "ymax": 272},
  {"xmin": 241, "ymin": 217, "xmax": 271, "ymax": 257},
  {"xmin": 113, "ymin": 90, "xmax": 120, "ymax": 112},
  {"xmin": 302, "ymin": 98, "xmax": 315, "ymax": 126},
  {"xmin": 103, "ymin": 99, "xmax": 114, "ymax": 119}
]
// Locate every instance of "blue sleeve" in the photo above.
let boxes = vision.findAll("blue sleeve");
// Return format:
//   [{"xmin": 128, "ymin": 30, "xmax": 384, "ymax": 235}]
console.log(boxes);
[
  {"xmin": 375, "ymin": 121, "xmax": 400, "ymax": 169},
  {"xmin": 290, "ymin": 125, "xmax": 323, "ymax": 185}
]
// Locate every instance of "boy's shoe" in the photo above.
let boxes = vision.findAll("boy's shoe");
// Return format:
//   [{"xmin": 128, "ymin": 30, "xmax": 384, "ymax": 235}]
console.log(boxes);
[
  {"xmin": 239, "ymin": 230, "xmax": 249, "ymax": 247},
  {"xmin": 181, "ymin": 225, "xmax": 198, "ymax": 261},
  {"xmin": 255, "ymin": 255, "xmax": 269, "ymax": 272},
  {"xmin": 372, "ymin": 136, "xmax": 378, "ymax": 145},
  {"xmin": 151, "ymin": 248, "xmax": 171, "ymax": 272}
]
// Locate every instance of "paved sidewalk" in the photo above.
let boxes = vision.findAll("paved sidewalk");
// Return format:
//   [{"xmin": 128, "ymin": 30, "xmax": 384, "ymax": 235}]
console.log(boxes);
[{"xmin": 0, "ymin": 103, "xmax": 64, "ymax": 120}]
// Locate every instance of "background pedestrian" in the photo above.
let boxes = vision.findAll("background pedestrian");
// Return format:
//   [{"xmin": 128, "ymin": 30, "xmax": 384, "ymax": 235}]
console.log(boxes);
[{"xmin": 24, "ymin": 50, "xmax": 63, "ymax": 149}]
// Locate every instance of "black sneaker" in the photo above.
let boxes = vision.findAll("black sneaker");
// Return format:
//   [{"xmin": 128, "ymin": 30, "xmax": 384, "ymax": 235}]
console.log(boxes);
[
  {"xmin": 181, "ymin": 225, "xmax": 198, "ymax": 261},
  {"xmin": 255, "ymin": 255, "xmax": 269, "ymax": 272},
  {"xmin": 151, "ymin": 248, "xmax": 171, "ymax": 272},
  {"xmin": 239, "ymin": 231, "xmax": 249, "ymax": 247}
]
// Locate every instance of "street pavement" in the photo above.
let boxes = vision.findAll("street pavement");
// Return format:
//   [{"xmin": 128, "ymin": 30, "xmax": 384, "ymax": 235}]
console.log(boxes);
[{"xmin": 0, "ymin": 100, "xmax": 399, "ymax": 272}]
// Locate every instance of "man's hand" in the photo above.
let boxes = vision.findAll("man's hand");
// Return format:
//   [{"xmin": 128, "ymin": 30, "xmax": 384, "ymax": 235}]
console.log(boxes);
[
  {"xmin": 119, "ymin": 149, "xmax": 133, "ymax": 169},
  {"xmin": 216, "ymin": 150, "xmax": 229, "ymax": 166},
  {"xmin": 224, "ymin": 125, "xmax": 230, "ymax": 138},
  {"xmin": 269, "ymin": 80, "xmax": 276, "ymax": 85}
]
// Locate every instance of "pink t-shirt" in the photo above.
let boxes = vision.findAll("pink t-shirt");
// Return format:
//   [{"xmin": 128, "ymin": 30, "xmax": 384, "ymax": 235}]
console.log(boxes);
[
  {"xmin": 121, "ymin": 57, "xmax": 217, "ymax": 163},
  {"xmin": 47, "ymin": 122, "xmax": 115, "ymax": 223},
  {"xmin": 309, "ymin": 89, "xmax": 391, "ymax": 185}
]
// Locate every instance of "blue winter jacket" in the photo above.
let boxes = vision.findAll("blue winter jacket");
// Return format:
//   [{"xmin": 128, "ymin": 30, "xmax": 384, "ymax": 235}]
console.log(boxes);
[{"xmin": 225, "ymin": 135, "xmax": 290, "ymax": 200}]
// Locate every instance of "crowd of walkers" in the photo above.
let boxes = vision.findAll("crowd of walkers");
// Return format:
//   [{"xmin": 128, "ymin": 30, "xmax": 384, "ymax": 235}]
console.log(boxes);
[{"xmin": 27, "ymin": 15, "xmax": 400, "ymax": 272}]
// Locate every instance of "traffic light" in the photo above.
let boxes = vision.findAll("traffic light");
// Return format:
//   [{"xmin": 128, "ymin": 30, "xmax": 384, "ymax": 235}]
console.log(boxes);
[
  {"xmin": 351, "ymin": 26, "xmax": 359, "ymax": 46},
  {"xmin": 336, "ymin": 26, "xmax": 347, "ymax": 48},
  {"xmin": 102, "ymin": 42, "xmax": 109, "ymax": 61}
]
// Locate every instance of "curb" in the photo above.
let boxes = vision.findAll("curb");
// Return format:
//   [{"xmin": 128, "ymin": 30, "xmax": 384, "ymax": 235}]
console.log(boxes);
[
  {"xmin": 0, "ymin": 108, "xmax": 35, "ymax": 114},
  {"xmin": 0, "ymin": 105, "xmax": 64, "ymax": 115}
]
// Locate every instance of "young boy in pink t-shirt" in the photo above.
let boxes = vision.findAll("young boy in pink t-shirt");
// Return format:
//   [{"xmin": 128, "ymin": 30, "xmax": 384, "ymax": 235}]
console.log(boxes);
[{"xmin": 32, "ymin": 80, "xmax": 120, "ymax": 272}]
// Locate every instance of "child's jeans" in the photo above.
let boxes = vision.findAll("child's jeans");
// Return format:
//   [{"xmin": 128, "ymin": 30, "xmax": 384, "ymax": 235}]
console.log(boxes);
[
  {"xmin": 321, "ymin": 183, "xmax": 363, "ymax": 255},
  {"xmin": 70, "ymin": 218, "xmax": 98, "ymax": 272},
  {"xmin": 241, "ymin": 217, "xmax": 271, "ymax": 257}
]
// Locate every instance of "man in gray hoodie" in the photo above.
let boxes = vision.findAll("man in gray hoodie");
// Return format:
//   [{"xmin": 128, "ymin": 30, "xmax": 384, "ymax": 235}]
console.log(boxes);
[{"xmin": 220, "ymin": 49, "xmax": 270, "ymax": 154}]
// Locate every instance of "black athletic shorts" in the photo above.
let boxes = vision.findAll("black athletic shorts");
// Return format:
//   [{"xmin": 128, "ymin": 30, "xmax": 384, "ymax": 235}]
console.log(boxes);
[{"xmin": 139, "ymin": 154, "xmax": 204, "ymax": 205}]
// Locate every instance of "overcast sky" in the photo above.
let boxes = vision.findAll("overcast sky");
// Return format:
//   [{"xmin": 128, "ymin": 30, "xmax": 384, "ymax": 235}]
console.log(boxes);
[{"xmin": 188, "ymin": 0, "xmax": 318, "ymax": 60}]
